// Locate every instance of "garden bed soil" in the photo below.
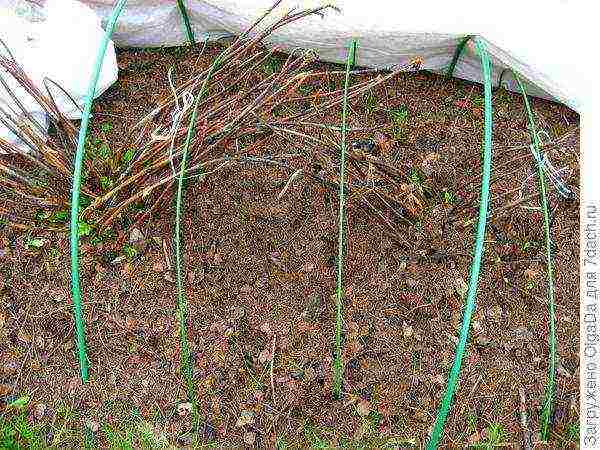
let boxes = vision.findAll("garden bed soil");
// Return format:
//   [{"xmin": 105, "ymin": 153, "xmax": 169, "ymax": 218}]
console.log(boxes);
[{"xmin": 0, "ymin": 44, "xmax": 580, "ymax": 448}]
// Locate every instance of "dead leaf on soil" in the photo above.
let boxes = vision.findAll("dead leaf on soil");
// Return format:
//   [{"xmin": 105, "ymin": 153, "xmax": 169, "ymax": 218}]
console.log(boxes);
[
  {"xmin": 177, "ymin": 402, "xmax": 193, "ymax": 416},
  {"xmin": 129, "ymin": 227, "xmax": 144, "ymax": 243},
  {"xmin": 152, "ymin": 260, "xmax": 165, "ymax": 272},
  {"xmin": 356, "ymin": 399, "xmax": 371, "ymax": 417},
  {"xmin": 468, "ymin": 430, "xmax": 481, "ymax": 445},
  {"xmin": 17, "ymin": 329, "xmax": 31, "ymax": 343},
  {"xmin": 0, "ymin": 384, "xmax": 11, "ymax": 397},
  {"xmin": 525, "ymin": 266, "xmax": 539, "ymax": 280},
  {"xmin": 260, "ymin": 322, "xmax": 272, "ymax": 335},
  {"xmin": 33, "ymin": 403, "xmax": 46, "ymax": 420},
  {"xmin": 454, "ymin": 277, "xmax": 468, "ymax": 299},
  {"xmin": 402, "ymin": 322, "xmax": 414, "ymax": 338},
  {"xmin": 374, "ymin": 131, "xmax": 392, "ymax": 154},
  {"xmin": 300, "ymin": 261, "xmax": 316, "ymax": 272},
  {"xmin": 297, "ymin": 321, "xmax": 317, "ymax": 333},
  {"xmin": 258, "ymin": 348, "xmax": 272, "ymax": 364}
]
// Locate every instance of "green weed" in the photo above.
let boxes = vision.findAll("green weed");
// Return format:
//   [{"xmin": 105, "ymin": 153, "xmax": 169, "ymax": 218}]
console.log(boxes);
[
  {"xmin": 49, "ymin": 210, "xmax": 69, "ymax": 224},
  {"xmin": 409, "ymin": 167, "xmax": 425, "ymax": 188},
  {"xmin": 78, "ymin": 221, "xmax": 94, "ymax": 238},
  {"xmin": 25, "ymin": 237, "xmax": 46, "ymax": 250},
  {"xmin": 136, "ymin": 421, "xmax": 168, "ymax": 449},
  {"xmin": 364, "ymin": 91, "xmax": 378, "ymax": 115},
  {"xmin": 104, "ymin": 425, "xmax": 135, "ymax": 450},
  {"xmin": 263, "ymin": 55, "xmax": 283, "ymax": 76},
  {"xmin": 521, "ymin": 240, "xmax": 540, "ymax": 253},
  {"xmin": 467, "ymin": 413, "xmax": 477, "ymax": 434},
  {"xmin": 565, "ymin": 422, "xmax": 579, "ymax": 443},
  {"xmin": 388, "ymin": 106, "xmax": 409, "ymax": 141},
  {"xmin": 442, "ymin": 190, "xmax": 456, "ymax": 205},
  {"xmin": 0, "ymin": 414, "xmax": 44, "ymax": 450},
  {"xmin": 471, "ymin": 423, "xmax": 507, "ymax": 449},
  {"xmin": 389, "ymin": 106, "xmax": 408, "ymax": 124},
  {"xmin": 472, "ymin": 94, "xmax": 485, "ymax": 108},
  {"xmin": 275, "ymin": 436, "xmax": 289, "ymax": 450},
  {"xmin": 303, "ymin": 422, "xmax": 331, "ymax": 449},
  {"xmin": 123, "ymin": 244, "xmax": 137, "ymax": 260},
  {"xmin": 121, "ymin": 148, "xmax": 135, "ymax": 164},
  {"xmin": 89, "ymin": 228, "xmax": 116, "ymax": 247},
  {"xmin": 99, "ymin": 176, "xmax": 114, "ymax": 191}
]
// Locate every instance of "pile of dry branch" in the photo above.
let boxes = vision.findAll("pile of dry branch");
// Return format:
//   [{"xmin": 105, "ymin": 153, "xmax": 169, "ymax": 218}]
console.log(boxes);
[{"xmin": 0, "ymin": 2, "xmax": 427, "ymax": 241}]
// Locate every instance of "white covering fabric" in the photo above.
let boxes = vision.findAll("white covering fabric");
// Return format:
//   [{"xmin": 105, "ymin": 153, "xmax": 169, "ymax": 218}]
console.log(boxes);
[
  {"xmin": 0, "ymin": 0, "xmax": 118, "ymax": 148},
  {"xmin": 79, "ymin": 0, "xmax": 587, "ymax": 113}
]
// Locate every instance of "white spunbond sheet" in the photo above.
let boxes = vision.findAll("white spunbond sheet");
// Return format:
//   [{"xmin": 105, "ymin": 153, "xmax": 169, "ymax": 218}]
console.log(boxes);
[
  {"xmin": 0, "ymin": 0, "xmax": 118, "ymax": 149},
  {"xmin": 79, "ymin": 0, "xmax": 587, "ymax": 113}
]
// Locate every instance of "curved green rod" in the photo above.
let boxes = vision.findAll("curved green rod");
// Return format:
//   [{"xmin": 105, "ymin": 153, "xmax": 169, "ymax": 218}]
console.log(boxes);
[
  {"xmin": 69, "ymin": 0, "xmax": 128, "ymax": 382},
  {"xmin": 426, "ymin": 37, "xmax": 493, "ymax": 449},
  {"xmin": 446, "ymin": 35, "xmax": 474, "ymax": 78},
  {"xmin": 176, "ymin": 0, "xmax": 196, "ymax": 45},
  {"xmin": 174, "ymin": 53, "xmax": 223, "ymax": 404},
  {"xmin": 333, "ymin": 38, "xmax": 358, "ymax": 400},
  {"xmin": 513, "ymin": 72, "xmax": 556, "ymax": 440}
]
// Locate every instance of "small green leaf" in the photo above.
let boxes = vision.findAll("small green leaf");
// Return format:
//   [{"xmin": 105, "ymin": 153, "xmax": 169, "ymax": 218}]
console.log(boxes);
[
  {"xmin": 389, "ymin": 106, "xmax": 408, "ymax": 124},
  {"xmin": 49, "ymin": 210, "xmax": 69, "ymax": 223},
  {"xmin": 80, "ymin": 194, "xmax": 92, "ymax": 208},
  {"xmin": 98, "ymin": 143, "xmax": 111, "ymax": 160},
  {"xmin": 123, "ymin": 244, "xmax": 137, "ymax": 260},
  {"xmin": 101, "ymin": 122, "xmax": 113, "ymax": 133},
  {"xmin": 100, "ymin": 176, "xmax": 113, "ymax": 191},
  {"xmin": 26, "ymin": 238, "xmax": 47, "ymax": 250},
  {"xmin": 443, "ymin": 190, "xmax": 456, "ymax": 205},
  {"xmin": 122, "ymin": 148, "xmax": 135, "ymax": 163},
  {"xmin": 35, "ymin": 210, "xmax": 49, "ymax": 222},
  {"xmin": 8, "ymin": 395, "xmax": 30, "ymax": 409},
  {"xmin": 78, "ymin": 221, "xmax": 93, "ymax": 237}
]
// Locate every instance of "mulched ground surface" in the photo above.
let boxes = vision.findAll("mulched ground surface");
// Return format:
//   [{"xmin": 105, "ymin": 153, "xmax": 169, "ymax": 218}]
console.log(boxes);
[{"xmin": 0, "ymin": 44, "xmax": 580, "ymax": 449}]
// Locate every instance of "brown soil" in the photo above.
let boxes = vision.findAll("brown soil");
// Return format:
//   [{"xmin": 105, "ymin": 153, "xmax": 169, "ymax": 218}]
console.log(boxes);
[{"xmin": 0, "ymin": 44, "xmax": 580, "ymax": 449}]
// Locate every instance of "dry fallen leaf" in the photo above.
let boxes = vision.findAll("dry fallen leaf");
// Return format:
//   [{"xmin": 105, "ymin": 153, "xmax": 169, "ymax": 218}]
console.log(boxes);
[
  {"xmin": 454, "ymin": 277, "xmax": 468, "ymax": 300},
  {"xmin": 33, "ymin": 403, "xmax": 46, "ymax": 420},
  {"xmin": 525, "ymin": 266, "xmax": 539, "ymax": 280},
  {"xmin": 260, "ymin": 322, "xmax": 272, "ymax": 335},
  {"xmin": 356, "ymin": 399, "xmax": 371, "ymax": 417},
  {"xmin": 0, "ymin": 384, "xmax": 10, "ymax": 396},
  {"xmin": 402, "ymin": 322, "xmax": 414, "ymax": 338},
  {"xmin": 177, "ymin": 402, "xmax": 193, "ymax": 416},
  {"xmin": 258, "ymin": 348, "xmax": 272, "ymax": 364},
  {"xmin": 297, "ymin": 321, "xmax": 317, "ymax": 333},
  {"xmin": 468, "ymin": 430, "xmax": 481, "ymax": 445},
  {"xmin": 152, "ymin": 260, "xmax": 165, "ymax": 273},
  {"xmin": 374, "ymin": 131, "xmax": 392, "ymax": 154}
]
